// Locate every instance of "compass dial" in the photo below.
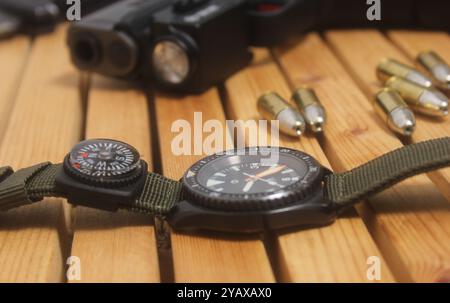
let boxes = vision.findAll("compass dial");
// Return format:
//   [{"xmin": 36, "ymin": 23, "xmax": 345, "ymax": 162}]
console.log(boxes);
[
  {"xmin": 182, "ymin": 147, "xmax": 324, "ymax": 211},
  {"xmin": 65, "ymin": 139, "xmax": 142, "ymax": 184}
]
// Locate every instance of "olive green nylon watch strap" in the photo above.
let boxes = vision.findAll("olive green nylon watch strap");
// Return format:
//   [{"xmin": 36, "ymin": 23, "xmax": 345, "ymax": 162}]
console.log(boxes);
[
  {"xmin": 0, "ymin": 166, "xmax": 13, "ymax": 182},
  {"xmin": 0, "ymin": 162, "xmax": 181, "ymax": 215},
  {"xmin": 2, "ymin": 137, "xmax": 448, "ymax": 215},
  {"xmin": 0, "ymin": 163, "xmax": 62, "ymax": 211},
  {"xmin": 325, "ymin": 137, "xmax": 450, "ymax": 209},
  {"xmin": 132, "ymin": 173, "xmax": 182, "ymax": 216}
]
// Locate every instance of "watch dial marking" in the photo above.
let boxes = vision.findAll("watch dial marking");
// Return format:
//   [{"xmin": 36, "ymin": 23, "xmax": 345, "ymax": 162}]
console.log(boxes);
[
  {"xmin": 206, "ymin": 179, "xmax": 225, "ymax": 187},
  {"xmin": 183, "ymin": 147, "xmax": 323, "ymax": 206},
  {"xmin": 199, "ymin": 161, "xmax": 303, "ymax": 195}
]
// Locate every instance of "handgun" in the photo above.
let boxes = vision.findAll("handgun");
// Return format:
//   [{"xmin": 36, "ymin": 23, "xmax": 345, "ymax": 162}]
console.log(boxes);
[
  {"xmin": 67, "ymin": 0, "xmax": 450, "ymax": 94},
  {"xmin": 68, "ymin": 0, "xmax": 251, "ymax": 93}
]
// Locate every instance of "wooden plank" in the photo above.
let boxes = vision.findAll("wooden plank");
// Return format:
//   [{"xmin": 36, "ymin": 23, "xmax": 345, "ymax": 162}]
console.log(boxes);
[
  {"xmin": 324, "ymin": 30, "xmax": 450, "ymax": 202},
  {"xmin": 69, "ymin": 77, "xmax": 160, "ymax": 282},
  {"xmin": 0, "ymin": 25, "xmax": 83, "ymax": 282},
  {"xmin": 386, "ymin": 30, "xmax": 450, "ymax": 200},
  {"xmin": 224, "ymin": 48, "xmax": 394, "ymax": 282},
  {"xmin": 0, "ymin": 37, "xmax": 31, "ymax": 138},
  {"xmin": 274, "ymin": 33, "xmax": 450, "ymax": 282},
  {"xmin": 387, "ymin": 31, "xmax": 450, "ymax": 70},
  {"xmin": 155, "ymin": 90, "xmax": 275, "ymax": 282}
]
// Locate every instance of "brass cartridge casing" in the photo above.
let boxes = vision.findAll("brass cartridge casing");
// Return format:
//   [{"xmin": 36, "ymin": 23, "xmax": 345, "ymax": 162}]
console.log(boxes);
[
  {"xmin": 374, "ymin": 88, "xmax": 416, "ymax": 136},
  {"xmin": 386, "ymin": 76, "xmax": 449, "ymax": 117},
  {"xmin": 377, "ymin": 58, "xmax": 433, "ymax": 88},
  {"xmin": 258, "ymin": 92, "xmax": 306, "ymax": 137},
  {"xmin": 292, "ymin": 87, "xmax": 327, "ymax": 133}
]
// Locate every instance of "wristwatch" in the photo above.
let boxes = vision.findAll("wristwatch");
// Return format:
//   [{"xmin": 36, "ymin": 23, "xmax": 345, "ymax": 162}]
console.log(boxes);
[{"xmin": 0, "ymin": 137, "xmax": 449, "ymax": 233}]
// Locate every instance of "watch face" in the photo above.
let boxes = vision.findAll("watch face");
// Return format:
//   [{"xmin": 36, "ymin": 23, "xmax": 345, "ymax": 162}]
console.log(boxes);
[
  {"xmin": 182, "ymin": 147, "xmax": 324, "ymax": 211},
  {"xmin": 67, "ymin": 139, "xmax": 141, "ymax": 179}
]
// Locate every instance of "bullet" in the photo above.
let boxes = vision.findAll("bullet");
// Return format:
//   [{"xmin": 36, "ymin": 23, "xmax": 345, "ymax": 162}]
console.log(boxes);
[
  {"xmin": 257, "ymin": 92, "xmax": 306, "ymax": 137},
  {"xmin": 377, "ymin": 58, "xmax": 433, "ymax": 88},
  {"xmin": 417, "ymin": 51, "xmax": 450, "ymax": 90},
  {"xmin": 291, "ymin": 87, "xmax": 327, "ymax": 133},
  {"xmin": 386, "ymin": 76, "xmax": 449, "ymax": 117},
  {"xmin": 374, "ymin": 88, "xmax": 416, "ymax": 136}
]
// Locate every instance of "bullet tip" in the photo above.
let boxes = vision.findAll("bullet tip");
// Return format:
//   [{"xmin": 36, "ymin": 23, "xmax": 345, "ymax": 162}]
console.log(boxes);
[
  {"xmin": 400, "ymin": 117, "xmax": 416, "ymax": 136},
  {"xmin": 310, "ymin": 122, "xmax": 324, "ymax": 133},
  {"xmin": 440, "ymin": 101, "xmax": 449, "ymax": 116},
  {"xmin": 387, "ymin": 107, "xmax": 416, "ymax": 137},
  {"xmin": 402, "ymin": 124, "xmax": 415, "ymax": 137},
  {"xmin": 407, "ymin": 71, "xmax": 434, "ymax": 88},
  {"xmin": 419, "ymin": 90, "xmax": 450, "ymax": 116}
]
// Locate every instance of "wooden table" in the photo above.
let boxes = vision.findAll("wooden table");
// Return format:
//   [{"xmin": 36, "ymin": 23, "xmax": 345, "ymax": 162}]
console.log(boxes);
[{"xmin": 0, "ymin": 25, "xmax": 449, "ymax": 283}]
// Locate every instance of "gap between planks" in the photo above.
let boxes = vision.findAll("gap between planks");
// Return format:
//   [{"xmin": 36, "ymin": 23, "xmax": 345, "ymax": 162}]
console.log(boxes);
[
  {"xmin": 0, "ymin": 36, "xmax": 32, "ymax": 142},
  {"xmin": 224, "ymin": 47, "xmax": 394, "ymax": 282},
  {"xmin": 385, "ymin": 30, "xmax": 450, "ymax": 201},
  {"xmin": 324, "ymin": 29, "xmax": 450, "ymax": 203},
  {"xmin": 154, "ymin": 90, "xmax": 276, "ymax": 282},
  {"xmin": 1, "ymin": 26, "xmax": 448, "ymax": 282},
  {"xmin": 0, "ymin": 25, "xmax": 83, "ymax": 282},
  {"xmin": 69, "ymin": 76, "xmax": 160, "ymax": 282},
  {"xmin": 273, "ymin": 32, "xmax": 450, "ymax": 282}
]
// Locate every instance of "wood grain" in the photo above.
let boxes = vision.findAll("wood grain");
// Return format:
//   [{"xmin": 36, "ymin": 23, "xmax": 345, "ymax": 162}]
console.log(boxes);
[
  {"xmin": 0, "ymin": 25, "xmax": 83, "ymax": 282},
  {"xmin": 155, "ymin": 89, "xmax": 275, "ymax": 282},
  {"xmin": 386, "ymin": 30, "xmax": 450, "ymax": 201},
  {"xmin": 0, "ymin": 36, "xmax": 30, "ymax": 139},
  {"xmin": 1, "ymin": 24, "xmax": 449, "ymax": 282},
  {"xmin": 274, "ymin": 33, "xmax": 450, "ymax": 282},
  {"xmin": 324, "ymin": 30, "xmax": 450, "ymax": 202},
  {"xmin": 69, "ymin": 77, "xmax": 160, "ymax": 282},
  {"xmin": 224, "ymin": 48, "xmax": 394, "ymax": 282}
]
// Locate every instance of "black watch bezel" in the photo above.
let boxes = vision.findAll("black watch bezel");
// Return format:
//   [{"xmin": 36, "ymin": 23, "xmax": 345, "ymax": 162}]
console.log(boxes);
[
  {"xmin": 181, "ymin": 147, "xmax": 326, "ymax": 211},
  {"xmin": 168, "ymin": 147, "xmax": 337, "ymax": 233}
]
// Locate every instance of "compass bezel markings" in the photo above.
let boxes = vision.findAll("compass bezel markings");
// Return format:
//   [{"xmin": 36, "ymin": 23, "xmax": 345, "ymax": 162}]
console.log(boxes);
[{"xmin": 69, "ymin": 140, "xmax": 140, "ymax": 178}]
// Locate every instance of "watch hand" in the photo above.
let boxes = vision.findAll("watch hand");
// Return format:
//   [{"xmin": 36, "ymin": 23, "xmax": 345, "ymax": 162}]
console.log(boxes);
[
  {"xmin": 242, "ymin": 180, "xmax": 255, "ymax": 193},
  {"xmin": 245, "ymin": 165, "xmax": 286, "ymax": 182},
  {"xmin": 243, "ymin": 173, "xmax": 283, "ymax": 188}
]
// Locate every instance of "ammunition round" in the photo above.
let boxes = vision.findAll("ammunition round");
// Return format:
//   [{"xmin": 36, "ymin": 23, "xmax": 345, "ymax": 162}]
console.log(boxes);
[
  {"xmin": 377, "ymin": 58, "xmax": 433, "ymax": 88},
  {"xmin": 292, "ymin": 87, "xmax": 327, "ymax": 133},
  {"xmin": 258, "ymin": 92, "xmax": 306, "ymax": 137},
  {"xmin": 386, "ymin": 76, "xmax": 449, "ymax": 117},
  {"xmin": 374, "ymin": 88, "xmax": 416, "ymax": 136},
  {"xmin": 417, "ymin": 51, "xmax": 450, "ymax": 90}
]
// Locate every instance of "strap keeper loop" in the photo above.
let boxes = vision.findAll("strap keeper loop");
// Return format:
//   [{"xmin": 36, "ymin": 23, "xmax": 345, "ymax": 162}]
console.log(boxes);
[{"xmin": 0, "ymin": 162, "xmax": 52, "ymax": 211}]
